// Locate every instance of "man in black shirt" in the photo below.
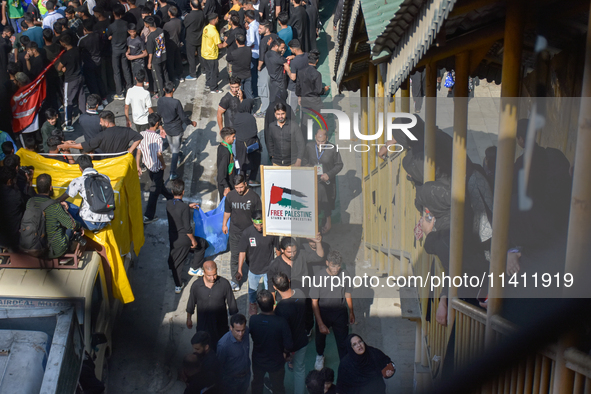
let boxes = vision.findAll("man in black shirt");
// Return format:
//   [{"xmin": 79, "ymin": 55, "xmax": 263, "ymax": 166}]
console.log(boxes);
[
  {"xmin": 224, "ymin": 15, "xmax": 244, "ymax": 73},
  {"xmin": 78, "ymin": 94, "xmax": 103, "ymax": 143},
  {"xmin": 157, "ymin": 81, "xmax": 197, "ymax": 180},
  {"xmin": 265, "ymin": 38, "xmax": 288, "ymax": 107},
  {"xmin": 59, "ymin": 111, "xmax": 143, "ymax": 154},
  {"xmin": 145, "ymin": 16, "xmax": 169, "ymax": 97},
  {"xmin": 125, "ymin": 0, "xmax": 144, "ymax": 32},
  {"xmin": 226, "ymin": 34, "xmax": 252, "ymax": 96},
  {"xmin": 217, "ymin": 127, "xmax": 236, "ymax": 199},
  {"xmin": 236, "ymin": 211, "xmax": 280, "ymax": 315},
  {"xmin": 295, "ymin": 51, "xmax": 328, "ymax": 113},
  {"xmin": 23, "ymin": 41, "xmax": 46, "ymax": 80},
  {"xmin": 217, "ymin": 76, "xmax": 242, "ymax": 130},
  {"xmin": 191, "ymin": 331, "xmax": 222, "ymax": 388},
  {"xmin": 186, "ymin": 260, "xmax": 239, "ymax": 350},
  {"xmin": 183, "ymin": 0, "xmax": 205, "ymax": 80},
  {"xmin": 285, "ymin": 38, "xmax": 306, "ymax": 107},
  {"xmin": 273, "ymin": 272, "xmax": 308, "ymax": 394},
  {"xmin": 249, "ymin": 289, "xmax": 293, "ymax": 394},
  {"xmin": 266, "ymin": 102, "xmax": 305, "ymax": 166},
  {"xmin": 289, "ymin": 0, "xmax": 310, "ymax": 52},
  {"xmin": 163, "ymin": 6, "xmax": 183, "ymax": 82},
  {"xmin": 108, "ymin": 4, "xmax": 133, "ymax": 99},
  {"xmin": 268, "ymin": 235, "xmax": 323, "ymax": 292},
  {"xmin": 93, "ymin": 7, "xmax": 113, "ymax": 97},
  {"xmin": 56, "ymin": 33, "xmax": 85, "ymax": 132},
  {"xmin": 256, "ymin": 20, "xmax": 276, "ymax": 115},
  {"xmin": 222, "ymin": 174, "xmax": 262, "ymax": 291},
  {"xmin": 309, "ymin": 250, "xmax": 355, "ymax": 369},
  {"xmin": 79, "ymin": 19, "xmax": 107, "ymax": 100}
]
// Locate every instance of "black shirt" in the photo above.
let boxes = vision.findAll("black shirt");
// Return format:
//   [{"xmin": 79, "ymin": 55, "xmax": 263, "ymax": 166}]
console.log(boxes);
[
  {"xmin": 286, "ymin": 52, "xmax": 307, "ymax": 91},
  {"xmin": 81, "ymin": 126, "xmax": 142, "ymax": 153},
  {"xmin": 79, "ymin": 32, "xmax": 102, "ymax": 66},
  {"xmin": 249, "ymin": 313, "xmax": 293, "ymax": 371},
  {"xmin": 274, "ymin": 288, "xmax": 307, "ymax": 352},
  {"xmin": 107, "ymin": 19, "xmax": 129, "ymax": 52},
  {"xmin": 216, "ymin": 144, "xmax": 234, "ymax": 190},
  {"xmin": 308, "ymin": 267, "xmax": 352, "ymax": 310},
  {"xmin": 258, "ymin": 32, "xmax": 277, "ymax": 67},
  {"xmin": 25, "ymin": 54, "xmax": 46, "ymax": 80},
  {"xmin": 60, "ymin": 47, "xmax": 81, "ymax": 82},
  {"xmin": 238, "ymin": 225, "xmax": 279, "ymax": 274},
  {"xmin": 218, "ymin": 92, "xmax": 240, "ymax": 128},
  {"xmin": 146, "ymin": 28, "xmax": 167, "ymax": 63},
  {"xmin": 166, "ymin": 198, "xmax": 191, "ymax": 244},
  {"xmin": 163, "ymin": 17, "xmax": 182, "ymax": 46},
  {"xmin": 186, "ymin": 277, "xmax": 238, "ymax": 343},
  {"xmin": 265, "ymin": 49, "xmax": 286, "ymax": 88},
  {"xmin": 296, "ymin": 63, "xmax": 324, "ymax": 97},
  {"xmin": 127, "ymin": 36, "xmax": 145, "ymax": 63},
  {"xmin": 226, "ymin": 46, "xmax": 252, "ymax": 81},
  {"xmin": 156, "ymin": 96, "xmax": 191, "ymax": 136},
  {"xmin": 267, "ymin": 253, "xmax": 310, "ymax": 291},
  {"xmin": 93, "ymin": 19, "xmax": 111, "ymax": 56},
  {"xmin": 78, "ymin": 112, "xmax": 102, "ymax": 143},
  {"xmin": 0, "ymin": 184, "xmax": 26, "ymax": 249},
  {"xmin": 266, "ymin": 119, "xmax": 305, "ymax": 165},
  {"xmin": 224, "ymin": 189, "xmax": 262, "ymax": 234},
  {"xmin": 225, "ymin": 26, "xmax": 245, "ymax": 58},
  {"xmin": 125, "ymin": 7, "xmax": 144, "ymax": 31},
  {"xmin": 233, "ymin": 111, "xmax": 258, "ymax": 142},
  {"xmin": 183, "ymin": 9, "xmax": 205, "ymax": 45}
]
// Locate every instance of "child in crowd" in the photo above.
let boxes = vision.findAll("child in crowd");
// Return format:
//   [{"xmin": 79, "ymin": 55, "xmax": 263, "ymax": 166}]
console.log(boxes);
[
  {"xmin": 126, "ymin": 23, "xmax": 148, "ymax": 79},
  {"xmin": 216, "ymin": 127, "xmax": 236, "ymax": 200},
  {"xmin": 321, "ymin": 367, "xmax": 338, "ymax": 394},
  {"xmin": 41, "ymin": 108, "xmax": 61, "ymax": 153}
]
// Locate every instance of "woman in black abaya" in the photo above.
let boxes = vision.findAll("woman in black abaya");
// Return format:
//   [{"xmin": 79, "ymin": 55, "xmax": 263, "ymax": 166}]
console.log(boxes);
[{"xmin": 337, "ymin": 334, "xmax": 395, "ymax": 394}]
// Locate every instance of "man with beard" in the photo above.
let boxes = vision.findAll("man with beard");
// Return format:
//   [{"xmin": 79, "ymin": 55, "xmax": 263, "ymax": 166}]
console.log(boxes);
[
  {"xmin": 222, "ymin": 174, "xmax": 263, "ymax": 291},
  {"xmin": 217, "ymin": 76, "xmax": 243, "ymax": 130},
  {"xmin": 186, "ymin": 261, "xmax": 239, "ymax": 351},
  {"xmin": 59, "ymin": 111, "xmax": 143, "ymax": 154},
  {"xmin": 266, "ymin": 102, "xmax": 305, "ymax": 166}
]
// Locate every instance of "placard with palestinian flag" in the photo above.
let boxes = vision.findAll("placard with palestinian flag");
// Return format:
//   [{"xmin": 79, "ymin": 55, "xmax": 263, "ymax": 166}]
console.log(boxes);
[{"xmin": 260, "ymin": 166, "xmax": 318, "ymax": 238}]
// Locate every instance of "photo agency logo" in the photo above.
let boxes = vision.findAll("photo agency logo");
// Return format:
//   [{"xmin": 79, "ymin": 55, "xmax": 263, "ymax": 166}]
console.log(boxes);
[{"xmin": 302, "ymin": 108, "xmax": 419, "ymax": 153}]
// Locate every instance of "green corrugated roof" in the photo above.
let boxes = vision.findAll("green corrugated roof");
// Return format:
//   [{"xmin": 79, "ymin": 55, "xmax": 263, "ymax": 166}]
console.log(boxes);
[{"xmin": 360, "ymin": 0, "xmax": 405, "ymax": 44}]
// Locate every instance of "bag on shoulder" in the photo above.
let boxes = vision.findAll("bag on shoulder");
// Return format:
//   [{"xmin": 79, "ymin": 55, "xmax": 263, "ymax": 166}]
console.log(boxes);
[
  {"xmin": 84, "ymin": 174, "xmax": 116, "ymax": 214},
  {"xmin": 19, "ymin": 199, "xmax": 58, "ymax": 257}
]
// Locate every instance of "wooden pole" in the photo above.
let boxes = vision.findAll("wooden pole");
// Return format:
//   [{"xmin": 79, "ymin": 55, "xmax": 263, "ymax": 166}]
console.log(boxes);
[
  {"xmin": 377, "ymin": 66, "xmax": 386, "ymax": 146},
  {"xmin": 424, "ymin": 64, "xmax": 438, "ymax": 183},
  {"xmin": 485, "ymin": 0, "xmax": 525, "ymax": 347},
  {"xmin": 369, "ymin": 63, "xmax": 377, "ymax": 172},
  {"xmin": 361, "ymin": 74, "xmax": 369, "ymax": 262},
  {"xmin": 447, "ymin": 52, "xmax": 470, "ymax": 329},
  {"xmin": 361, "ymin": 74, "xmax": 369, "ymax": 178}
]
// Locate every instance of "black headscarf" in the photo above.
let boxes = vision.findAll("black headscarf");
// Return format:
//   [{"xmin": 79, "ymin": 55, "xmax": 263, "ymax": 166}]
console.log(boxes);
[{"xmin": 336, "ymin": 334, "xmax": 391, "ymax": 393}]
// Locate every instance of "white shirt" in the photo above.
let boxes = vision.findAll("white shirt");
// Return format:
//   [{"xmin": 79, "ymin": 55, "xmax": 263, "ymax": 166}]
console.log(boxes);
[
  {"xmin": 43, "ymin": 11, "xmax": 65, "ymax": 29},
  {"xmin": 67, "ymin": 168, "xmax": 115, "ymax": 223},
  {"xmin": 246, "ymin": 19, "xmax": 260, "ymax": 59},
  {"xmin": 138, "ymin": 130, "xmax": 164, "ymax": 172},
  {"xmin": 125, "ymin": 86, "xmax": 152, "ymax": 125}
]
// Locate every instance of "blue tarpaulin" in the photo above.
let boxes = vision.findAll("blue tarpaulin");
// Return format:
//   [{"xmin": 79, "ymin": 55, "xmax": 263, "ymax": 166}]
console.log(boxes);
[{"xmin": 194, "ymin": 197, "xmax": 230, "ymax": 257}]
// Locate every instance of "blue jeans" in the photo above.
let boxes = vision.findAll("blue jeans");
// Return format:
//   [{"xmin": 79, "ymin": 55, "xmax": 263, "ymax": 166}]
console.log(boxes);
[
  {"xmin": 67, "ymin": 202, "xmax": 109, "ymax": 231},
  {"xmin": 291, "ymin": 345, "xmax": 307, "ymax": 394},
  {"xmin": 248, "ymin": 271, "xmax": 267, "ymax": 304}
]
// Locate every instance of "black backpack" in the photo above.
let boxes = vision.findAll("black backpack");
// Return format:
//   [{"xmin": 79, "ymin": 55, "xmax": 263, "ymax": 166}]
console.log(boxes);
[
  {"xmin": 19, "ymin": 198, "xmax": 58, "ymax": 257},
  {"xmin": 84, "ymin": 174, "xmax": 116, "ymax": 214}
]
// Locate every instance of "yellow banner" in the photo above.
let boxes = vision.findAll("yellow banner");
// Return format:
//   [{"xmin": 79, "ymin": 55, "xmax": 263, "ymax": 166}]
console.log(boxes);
[{"xmin": 16, "ymin": 150, "xmax": 144, "ymax": 304}]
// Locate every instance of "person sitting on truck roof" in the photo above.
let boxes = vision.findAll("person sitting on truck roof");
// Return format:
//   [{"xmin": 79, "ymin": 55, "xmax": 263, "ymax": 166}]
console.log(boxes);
[
  {"xmin": 28, "ymin": 173, "xmax": 83, "ymax": 259},
  {"xmin": 56, "ymin": 154, "xmax": 114, "ymax": 232}
]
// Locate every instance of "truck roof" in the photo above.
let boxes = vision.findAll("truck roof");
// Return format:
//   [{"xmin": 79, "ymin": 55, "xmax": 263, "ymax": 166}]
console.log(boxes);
[{"xmin": 0, "ymin": 252, "xmax": 99, "ymax": 300}]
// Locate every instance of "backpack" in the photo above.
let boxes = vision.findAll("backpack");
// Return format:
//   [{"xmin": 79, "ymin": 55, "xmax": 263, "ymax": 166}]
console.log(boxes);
[
  {"xmin": 84, "ymin": 174, "xmax": 116, "ymax": 214},
  {"xmin": 19, "ymin": 198, "xmax": 58, "ymax": 257}
]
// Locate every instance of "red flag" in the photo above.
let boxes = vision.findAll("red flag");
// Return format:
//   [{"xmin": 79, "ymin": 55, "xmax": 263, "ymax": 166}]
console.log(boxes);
[
  {"xmin": 270, "ymin": 185, "xmax": 284, "ymax": 204},
  {"xmin": 11, "ymin": 50, "xmax": 64, "ymax": 134}
]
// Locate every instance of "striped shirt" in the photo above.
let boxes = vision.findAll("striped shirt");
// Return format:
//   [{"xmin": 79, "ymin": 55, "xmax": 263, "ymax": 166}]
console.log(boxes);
[
  {"xmin": 138, "ymin": 129, "xmax": 164, "ymax": 172},
  {"xmin": 27, "ymin": 196, "xmax": 81, "ymax": 258}
]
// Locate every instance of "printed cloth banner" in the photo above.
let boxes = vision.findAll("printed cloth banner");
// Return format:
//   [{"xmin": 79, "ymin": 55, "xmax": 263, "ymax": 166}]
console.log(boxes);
[
  {"xmin": 194, "ymin": 197, "xmax": 230, "ymax": 257},
  {"xmin": 261, "ymin": 166, "xmax": 318, "ymax": 238},
  {"xmin": 11, "ymin": 50, "xmax": 64, "ymax": 134}
]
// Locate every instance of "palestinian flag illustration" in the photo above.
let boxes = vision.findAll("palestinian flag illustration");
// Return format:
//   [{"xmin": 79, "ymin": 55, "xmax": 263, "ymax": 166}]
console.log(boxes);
[{"xmin": 269, "ymin": 185, "xmax": 308, "ymax": 210}]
